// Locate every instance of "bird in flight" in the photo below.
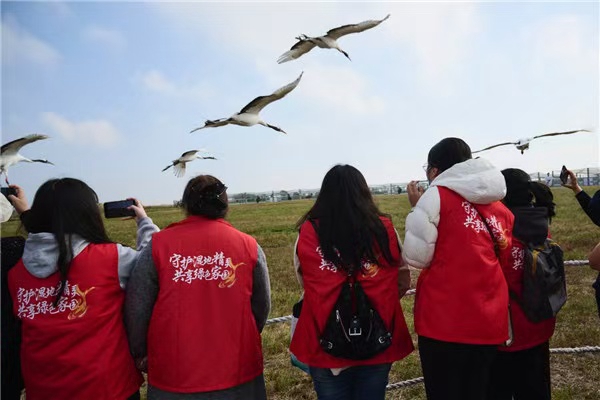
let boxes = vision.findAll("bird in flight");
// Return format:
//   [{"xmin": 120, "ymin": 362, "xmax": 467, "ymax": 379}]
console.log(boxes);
[
  {"xmin": 162, "ymin": 150, "xmax": 216, "ymax": 178},
  {"xmin": 277, "ymin": 14, "xmax": 390, "ymax": 63},
  {"xmin": 190, "ymin": 72, "xmax": 303, "ymax": 135},
  {"xmin": 472, "ymin": 129, "xmax": 590, "ymax": 155},
  {"xmin": 0, "ymin": 134, "xmax": 53, "ymax": 185}
]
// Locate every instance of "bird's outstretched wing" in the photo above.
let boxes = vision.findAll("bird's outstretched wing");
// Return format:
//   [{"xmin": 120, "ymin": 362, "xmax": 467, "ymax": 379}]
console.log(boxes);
[
  {"xmin": 173, "ymin": 162, "xmax": 186, "ymax": 178},
  {"xmin": 472, "ymin": 142, "xmax": 516, "ymax": 154},
  {"xmin": 190, "ymin": 119, "xmax": 230, "ymax": 133},
  {"xmin": 325, "ymin": 14, "xmax": 390, "ymax": 40},
  {"xmin": 162, "ymin": 163, "xmax": 175, "ymax": 172},
  {"xmin": 180, "ymin": 150, "xmax": 199, "ymax": 158},
  {"xmin": 277, "ymin": 40, "xmax": 317, "ymax": 64},
  {"xmin": 1, "ymin": 134, "xmax": 49, "ymax": 156},
  {"xmin": 239, "ymin": 72, "xmax": 304, "ymax": 115},
  {"xmin": 533, "ymin": 129, "xmax": 589, "ymax": 140}
]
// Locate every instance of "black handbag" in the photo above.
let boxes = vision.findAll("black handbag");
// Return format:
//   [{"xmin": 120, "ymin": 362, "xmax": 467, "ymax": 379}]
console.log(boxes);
[{"xmin": 319, "ymin": 272, "xmax": 392, "ymax": 360}]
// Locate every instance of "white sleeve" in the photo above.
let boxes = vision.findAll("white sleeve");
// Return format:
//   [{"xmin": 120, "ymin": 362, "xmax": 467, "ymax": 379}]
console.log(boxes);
[
  {"xmin": 403, "ymin": 187, "xmax": 441, "ymax": 269},
  {"xmin": 117, "ymin": 217, "xmax": 160, "ymax": 289},
  {"xmin": 293, "ymin": 234, "xmax": 304, "ymax": 288}
]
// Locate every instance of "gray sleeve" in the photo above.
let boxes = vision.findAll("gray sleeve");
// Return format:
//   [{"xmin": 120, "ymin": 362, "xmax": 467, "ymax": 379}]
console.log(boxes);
[
  {"xmin": 117, "ymin": 217, "xmax": 160, "ymax": 289},
  {"xmin": 124, "ymin": 240, "xmax": 159, "ymax": 360},
  {"xmin": 251, "ymin": 244, "xmax": 271, "ymax": 333}
]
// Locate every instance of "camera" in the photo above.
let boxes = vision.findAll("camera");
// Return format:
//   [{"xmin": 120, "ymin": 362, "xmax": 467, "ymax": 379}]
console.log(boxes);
[
  {"xmin": 559, "ymin": 165, "xmax": 569, "ymax": 185},
  {"xmin": 103, "ymin": 199, "xmax": 136, "ymax": 218},
  {"xmin": 1, "ymin": 187, "xmax": 17, "ymax": 198}
]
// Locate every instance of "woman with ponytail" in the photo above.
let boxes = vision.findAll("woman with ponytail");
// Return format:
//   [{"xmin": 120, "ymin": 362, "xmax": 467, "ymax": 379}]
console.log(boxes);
[
  {"xmin": 487, "ymin": 168, "xmax": 557, "ymax": 400},
  {"xmin": 7, "ymin": 178, "xmax": 158, "ymax": 400},
  {"xmin": 125, "ymin": 175, "xmax": 271, "ymax": 400}
]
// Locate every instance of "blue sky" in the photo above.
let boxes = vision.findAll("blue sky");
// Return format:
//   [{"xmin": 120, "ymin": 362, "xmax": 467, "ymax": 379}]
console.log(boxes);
[{"xmin": 2, "ymin": 1, "xmax": 598, "ymax": 205}]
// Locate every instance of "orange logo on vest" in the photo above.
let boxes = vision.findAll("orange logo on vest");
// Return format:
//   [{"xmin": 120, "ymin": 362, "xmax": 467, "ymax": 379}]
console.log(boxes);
[{"xmin": 68, "ymin": 285, "xmax": 96, "ymax": 320}]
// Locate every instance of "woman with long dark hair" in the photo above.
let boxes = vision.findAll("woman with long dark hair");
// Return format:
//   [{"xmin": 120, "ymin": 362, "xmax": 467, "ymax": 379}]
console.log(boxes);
[
  {"xmin": 403, "ymin": 138, "xmax": 514, "ymax": 400},
  {"xmin": 291, "ymin": 164, "xmax": 414, "ymax": 400},
  {"xmin": 7, "ymin": 178, "xmax": 159, "ymax": 400},
  {"xmin": 487, "ymin": 168, "xmax": 558, "ymax": 400},
  {"xmin": 125, "ymin": 175, "xmax": 271, "ymax": 400}
]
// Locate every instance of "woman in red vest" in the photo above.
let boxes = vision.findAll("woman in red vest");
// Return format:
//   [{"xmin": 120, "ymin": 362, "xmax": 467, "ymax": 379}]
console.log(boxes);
[
  {"xmin": 487, "ymin": 168, "xmax": 558, "ymax": 400},
  {"xmin": 125, "ymin": 175, "xmax": 271, "ymax": 400},
  {"xmin": 291, "ymin": 164, "xmax": 414, "ymax": 400},
  {"xmin": 404, "ymin": 138, "xmax": 514, "ymax": 400},
  {"xmin": 7, "ymin": 178, "xmax": 159, "ymax": 400}
]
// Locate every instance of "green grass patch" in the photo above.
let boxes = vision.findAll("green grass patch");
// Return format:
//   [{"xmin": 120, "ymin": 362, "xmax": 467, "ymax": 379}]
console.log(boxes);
[{"xmin": 3, "ymin": 187, "xmax": 599, "ymax": 399}]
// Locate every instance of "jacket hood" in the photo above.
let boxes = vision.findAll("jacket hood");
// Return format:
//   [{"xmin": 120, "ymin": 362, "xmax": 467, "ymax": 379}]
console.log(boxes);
[
  {"xmin": 510, "ymin": 206, "xmax": 549, "ymax": 246},
  {"xmin": 431, "ymin": 158, "xmax": 506, "ymax": 204},
  {"xmin": 22, "ymin": 233, "xmax": 89, "ymax": 279}
]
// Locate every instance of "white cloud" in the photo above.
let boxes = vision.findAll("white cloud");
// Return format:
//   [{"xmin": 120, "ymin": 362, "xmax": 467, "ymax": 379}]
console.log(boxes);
[
  {"xmin": 264, "ymin": 63, "xmax": 386, "ymax": 115},
  {"xmin": 133, "ymin": 69, "xmax": 215, "ymax": 102},
  {"xmin": 41, "ymin": 112, "xmax": 120, "ymax": 147},
  {"xmin": 137, "ymin": 70, "xmax": 176, "ymax": 94},
  {"xmin": 46, "ymin": 2, "xmax": 73, "ymax": 19},
  {"xmin": 2, "ymin": 17, "xmax": 61, "ymax": 66},
  {"xmin": 384, "ymin": 3, "xmax": 481, "ymax": 88},
  {"xmin": 83, "ymin": 25, "xmax": 126, "ymax": 51},
  {"xmin": 523, "ymin": 14, "xmax": 597, "ymax": 75}
]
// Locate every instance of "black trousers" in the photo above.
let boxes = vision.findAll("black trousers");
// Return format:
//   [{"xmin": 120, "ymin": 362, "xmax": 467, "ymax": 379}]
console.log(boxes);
[
  {"xmin": 418, "ymin": 335, "xmax": 498, "ymax": 400},
  {"xmin": 487, "ymin": 341, "xmax": 551, "ymax": 400}
]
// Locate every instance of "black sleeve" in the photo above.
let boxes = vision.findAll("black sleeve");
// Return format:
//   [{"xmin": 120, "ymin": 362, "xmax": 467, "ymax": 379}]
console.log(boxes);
[{"xmin": 576, "ymin": 190, "xmax": 600, "ymax": 227}]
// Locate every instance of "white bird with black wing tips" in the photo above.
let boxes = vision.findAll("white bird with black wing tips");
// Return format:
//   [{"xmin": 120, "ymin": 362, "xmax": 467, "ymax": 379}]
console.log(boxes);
[
  {"xmin": 0, "ymin": 134, "xmax": 54, "ymax": 185},
  {"xmin": 473, "ymin": 129, "xmax": 591, "ymax": 155},
  {"xmin": 190, "ymin": 72, "xmax": 303, "ymax": 134},
  {"xmin": 277, "ymin": 14, "xmax": 390, "ymax": 63},
  {"xmin": 162, "ymin": 150, "xmax": 217, "ymax": 178}
]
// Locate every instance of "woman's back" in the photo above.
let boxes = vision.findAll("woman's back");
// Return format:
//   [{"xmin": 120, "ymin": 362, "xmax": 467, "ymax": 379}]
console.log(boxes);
[{"xmin": 9, "ymin": 241, "xmax": 142, "ymax": 400}]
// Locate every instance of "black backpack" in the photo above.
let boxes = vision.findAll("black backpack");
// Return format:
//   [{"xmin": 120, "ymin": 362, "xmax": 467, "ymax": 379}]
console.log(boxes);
[
  {"xmin": 319, "ymin": 273, "xmax": 392, "ymax": 360},
  {"xmin": 516, "ymin": 238, "xmax": 567, "ymax": 323}
]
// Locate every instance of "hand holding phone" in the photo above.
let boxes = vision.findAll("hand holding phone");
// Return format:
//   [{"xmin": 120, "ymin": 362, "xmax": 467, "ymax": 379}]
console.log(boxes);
[
  {"xmin": 559, "ymin": 165, "xmax": 569, "ymax": 185},
  {"xmin": 104, "ymin": 199, "xmax": 136, "ymax": 219},
  {"xmin": 1, "ymin": 187, "xmax": 17, "ymax": 198}
]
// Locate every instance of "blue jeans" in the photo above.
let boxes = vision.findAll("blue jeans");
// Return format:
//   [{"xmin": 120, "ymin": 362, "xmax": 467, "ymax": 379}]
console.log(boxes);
[{"xmin": 309, "ymin": 363, "xmax": 392, "ymax": 400}]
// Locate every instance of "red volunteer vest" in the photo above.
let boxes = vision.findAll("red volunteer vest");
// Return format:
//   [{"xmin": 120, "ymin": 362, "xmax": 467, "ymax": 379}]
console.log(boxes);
[
  {"xmin": 290, "ymin": 216, "xmax": 414, "ymax": 368},
  {"xmin": 148, "ymin": 216, "xmax": 262, "ymax": 393},
  {"xmin": 500, "ymin": 238, "xmax": 556, "ymax": 352},
  {"xmin": 414, "ymin": 187, "xmax": 513, "ymax": 345},
  {"xmin": 8, "ymin": 243, "xmax": 142, "ymax": 400}
]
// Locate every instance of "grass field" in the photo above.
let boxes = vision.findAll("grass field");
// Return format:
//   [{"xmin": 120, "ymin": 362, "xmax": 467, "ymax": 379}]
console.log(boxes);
[{"xmin": 2, "ymin": 186, "xmax": 599, "ymax": 399}]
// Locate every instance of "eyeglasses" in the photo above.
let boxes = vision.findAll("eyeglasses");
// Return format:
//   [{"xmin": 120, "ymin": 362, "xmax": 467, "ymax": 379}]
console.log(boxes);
[{"xmin": 422, "ymin": 163, "xmax": 429, "ymax": 172}]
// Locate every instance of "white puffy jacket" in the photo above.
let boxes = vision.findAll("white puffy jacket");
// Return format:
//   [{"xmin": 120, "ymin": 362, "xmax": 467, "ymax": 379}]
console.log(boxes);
[{"xmin": 403, "ymin": 158, "xmax": 506, "ymax": 268}]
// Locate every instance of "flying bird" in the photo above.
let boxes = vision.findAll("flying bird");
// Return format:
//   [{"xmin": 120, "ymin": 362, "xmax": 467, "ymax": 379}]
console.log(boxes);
[
  {"xmin": 473, "ymin": 129, "xmax": 590, "ymax": 155},
  {"xmin": 190, "ymin": 72, "xmax": 303, "ymax": 135},
  {"xmin": 277, "ymin": 14, "xmax": 390, "ymax": 63},
  {"xmin": 162, "ymin": 150, "xmax": 216, "ymax": 178},
  {"xmin": 0, "ymin": 134, "xmax": 53, "ymax": 185}
]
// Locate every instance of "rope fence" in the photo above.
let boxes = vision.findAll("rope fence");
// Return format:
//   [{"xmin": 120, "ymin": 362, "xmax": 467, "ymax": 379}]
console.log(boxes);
[{"xmin": 266, "ymin": 259, "xmax": 598, "ymax": 392}]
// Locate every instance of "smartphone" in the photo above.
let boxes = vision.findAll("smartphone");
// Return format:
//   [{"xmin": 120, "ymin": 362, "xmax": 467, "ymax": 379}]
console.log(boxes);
[
  {"xmin": 103, "ymin": 199, "xmax": 135, "ymax": 218},
  {"xmin": 559, "ymin": 165, "xmax": 569, "ymax": 185},
  {"xmin": 0, "ymin": 187, "xmax": 17, "ymax": 198}
]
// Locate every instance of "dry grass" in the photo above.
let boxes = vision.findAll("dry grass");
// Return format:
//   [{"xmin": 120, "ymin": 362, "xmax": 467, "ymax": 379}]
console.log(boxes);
[{"xmin": 3, "ymin": 186, "xmax": 599, "ymax": 399}]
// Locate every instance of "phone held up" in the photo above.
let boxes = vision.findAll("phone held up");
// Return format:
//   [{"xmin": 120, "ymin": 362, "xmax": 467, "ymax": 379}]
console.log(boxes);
[
  {"xmin": 103, "ymin": 199, "xmax": 136, "ymax": 219},
  {"xmin": 1, "ymin": 187, "xmax": 17, "ymax": 198},
  {"xmin": 560, "ymin": 165, "xmax": 569, "ymax": 185}
]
